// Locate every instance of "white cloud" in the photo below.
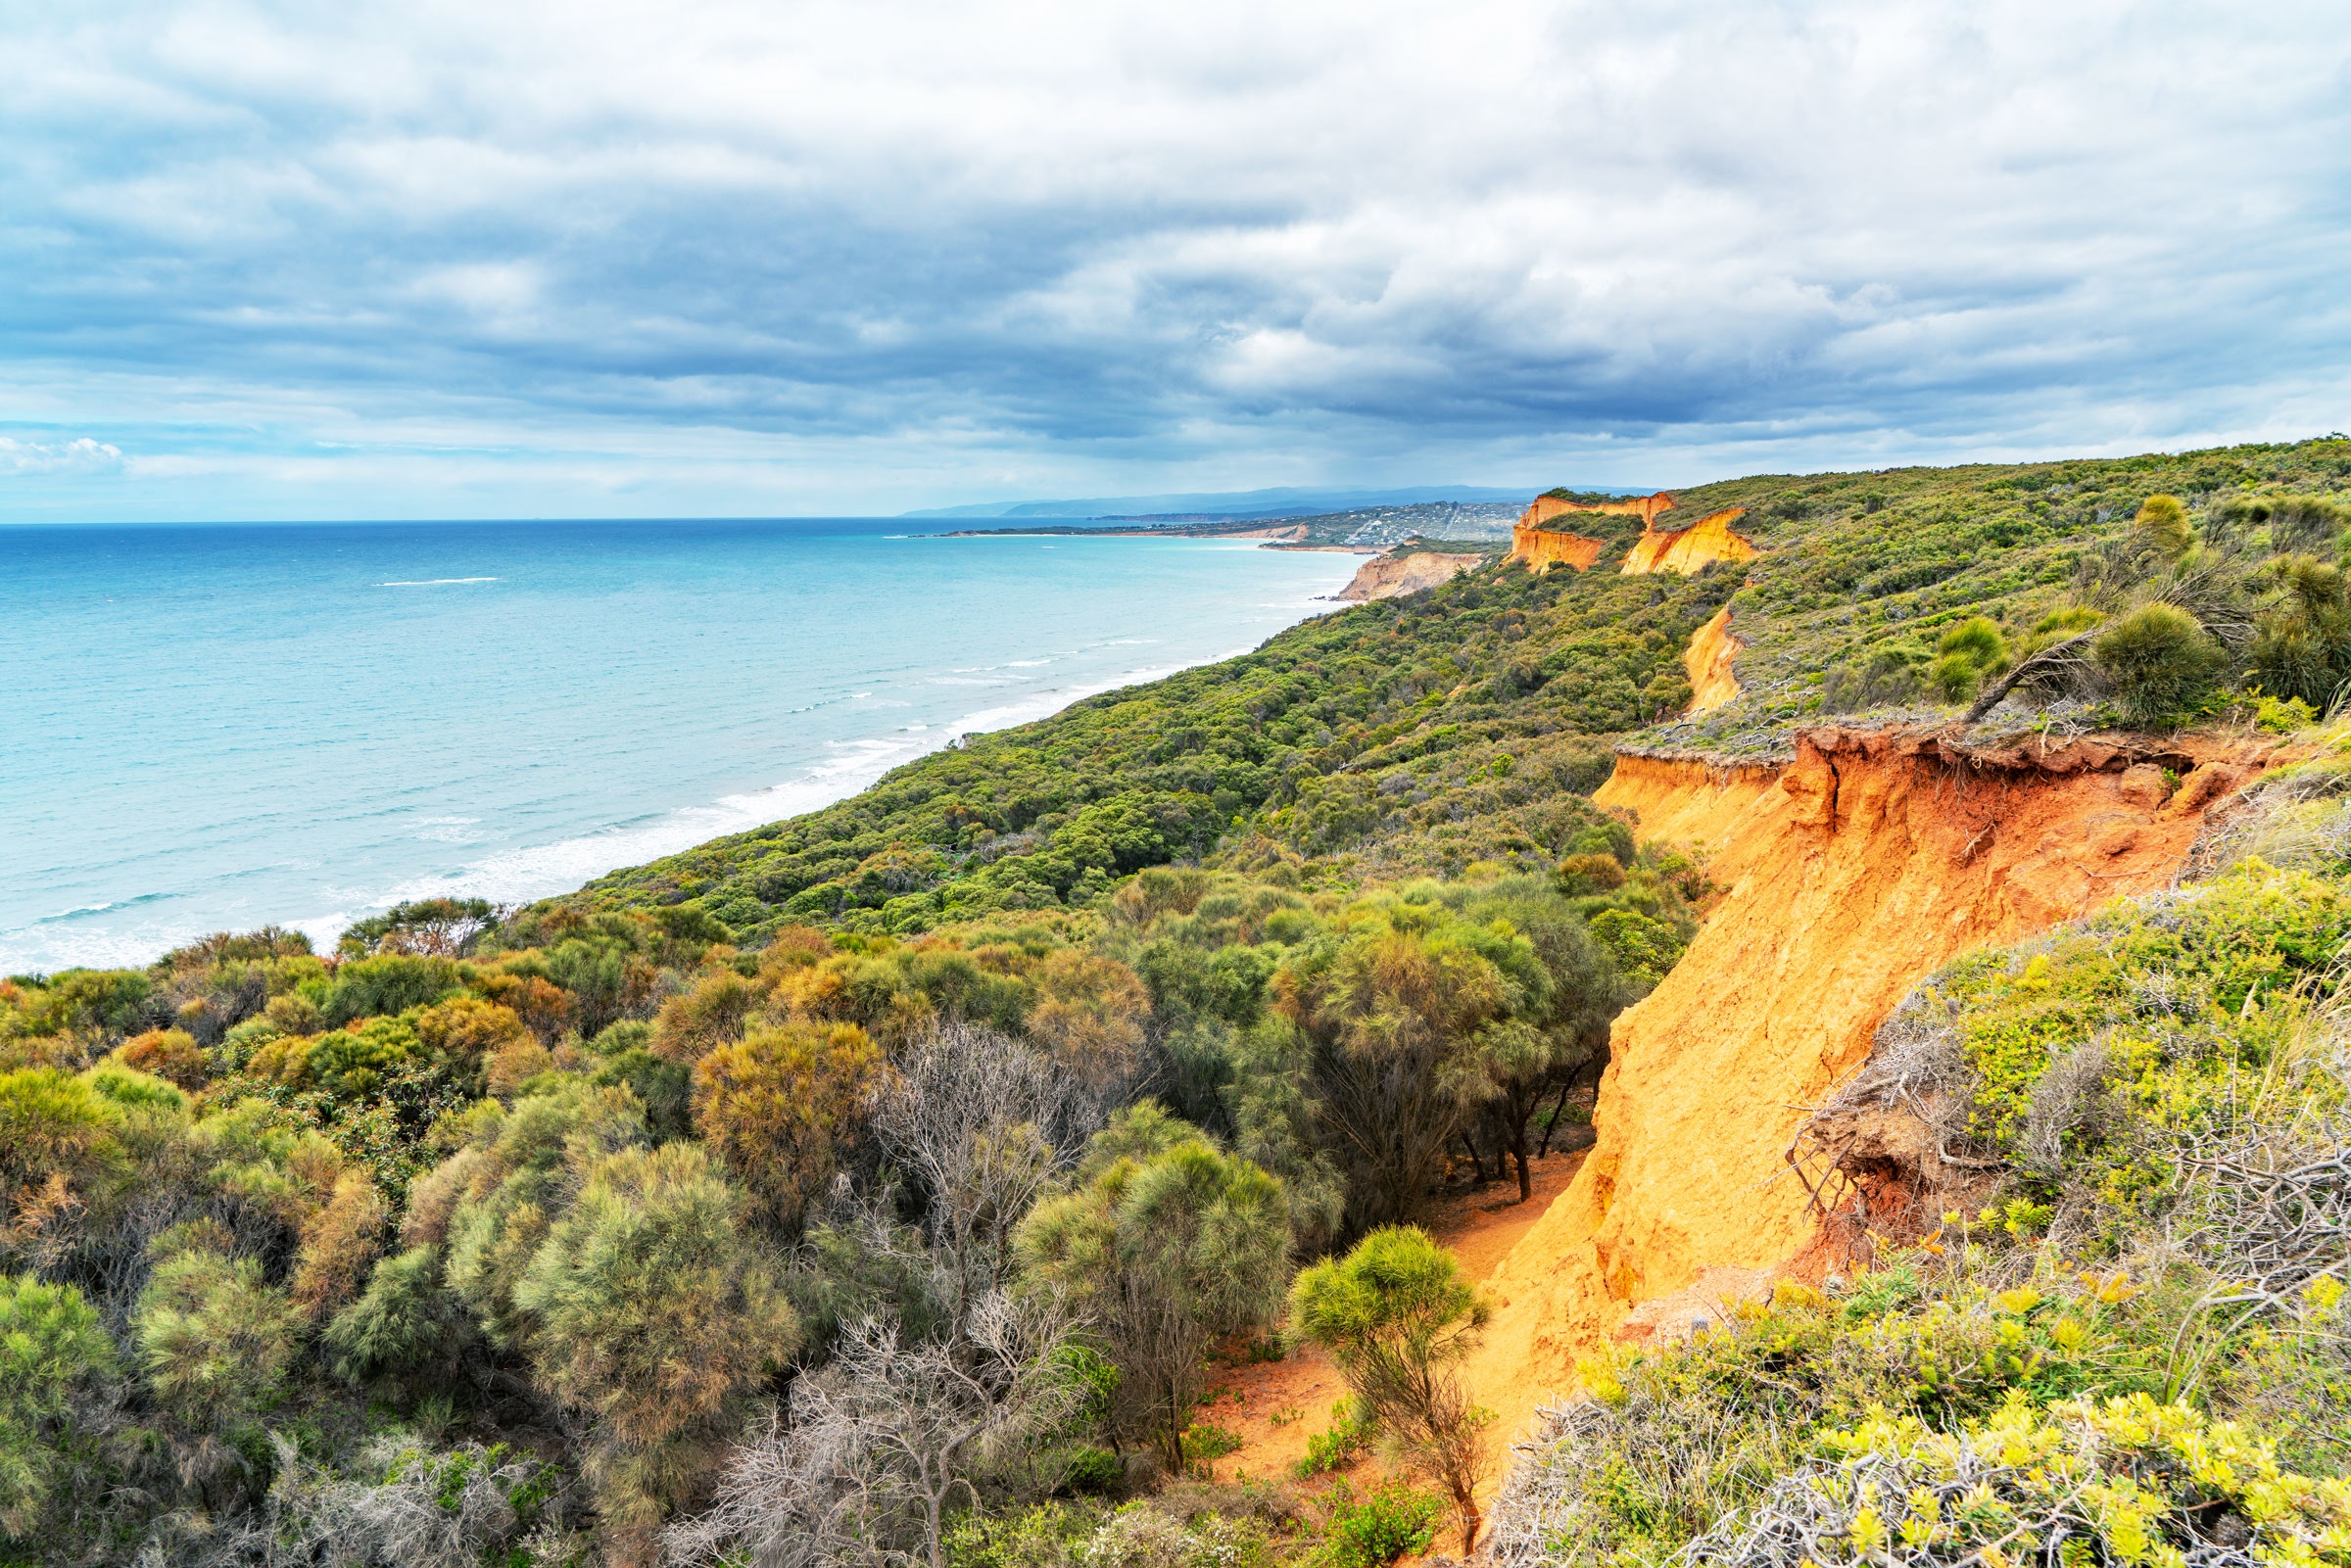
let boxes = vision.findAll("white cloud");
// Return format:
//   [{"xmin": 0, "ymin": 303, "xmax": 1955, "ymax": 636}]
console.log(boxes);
[
  {"xmin": 0, "ymin": 437, "xmax": 127, "ymax": 478},
  {"xmin": 0, "ymin": 0, "xmax": 2345, "ymax": 518}
]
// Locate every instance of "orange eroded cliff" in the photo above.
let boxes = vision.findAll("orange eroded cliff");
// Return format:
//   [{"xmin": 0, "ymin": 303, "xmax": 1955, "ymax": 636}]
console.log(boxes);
[
  {"xmin": 1508, "ymin": 524, "xmax": 1606, "ymax": 573},
  {"xmin": 1509, "ymin": 491, "xmax": 1678, "ymax": 574},
  {"xmin": 1519, "ymin": 492, "xmax": 1678, "ymax": 532},
  {"xmin": 1333, "ymin": 550, "xmax": 1487, "ymax": 601},
  {"xmin": 1461, "ymin": 728, "xmax": 2273, "ymax": 1464},
  {"xmin": 1621, "ymin": 506, "xmax": 1757, "ymax": 575},
  {"xmin": 1684, "ymin": 606, "xmax": 1743, "ymax": 713}
]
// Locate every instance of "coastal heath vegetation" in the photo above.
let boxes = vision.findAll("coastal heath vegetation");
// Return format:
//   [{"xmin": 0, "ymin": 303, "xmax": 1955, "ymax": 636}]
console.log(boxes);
[{"xmin": 1, "ymin": 438, "xmax": 2348, "ymax": 1564}]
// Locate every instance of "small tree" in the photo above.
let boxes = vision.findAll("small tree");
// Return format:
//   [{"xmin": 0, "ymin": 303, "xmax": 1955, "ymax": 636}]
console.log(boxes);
[
  {"xmin": 512, "ymin": 1141, "xmax": 797, "ymax": 1556},
  {"xmin": 0, "ymin": 1274, "xmax": 116, "ymax": 1537},
  {"xmin": 694, "ymin": 1021, "xmax": 885, "ymax": 1229},
  {"xmin": 1275, "ymin": 910, "xmax": 1516, "ymax": 1231},
  {"xmin": 1015, "ymin": 1106, "xmax": 1292, "ymax": 1470},
  {"xmin": 1453, "ymin": 889, "xmax": 1624, "ymax": 1201},
  {"xmin": 871, "ymin": 1022, "xmax": 1101, "ymax": 1326},
  {"xmin": 1290, "ymin": 1226, "xmax": 1494, "ymax": 1554}
]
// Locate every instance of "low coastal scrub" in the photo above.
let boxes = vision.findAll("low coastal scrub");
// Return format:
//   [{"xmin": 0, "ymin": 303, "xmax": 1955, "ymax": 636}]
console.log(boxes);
[{"xmin": 0, "ymin": 850, "xmax": 1677, "ymax": 1561}]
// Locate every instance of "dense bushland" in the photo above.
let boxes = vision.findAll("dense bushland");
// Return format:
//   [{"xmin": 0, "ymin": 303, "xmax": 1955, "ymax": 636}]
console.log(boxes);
[{"xmin": 0, "ymin": 840, "xmax": 1678, "ymax": 1562}]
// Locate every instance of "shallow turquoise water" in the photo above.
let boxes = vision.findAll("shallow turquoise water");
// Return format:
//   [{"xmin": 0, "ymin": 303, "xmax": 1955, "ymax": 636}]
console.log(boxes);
[{"xmin": 1, "ymin": 518, "xmax": 1360, "ymax": 971}]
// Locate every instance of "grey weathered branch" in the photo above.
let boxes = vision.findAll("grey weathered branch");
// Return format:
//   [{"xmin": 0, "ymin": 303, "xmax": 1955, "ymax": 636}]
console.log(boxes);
[{"xmin": 1963, "ymin": 630, "xmax": 2099, "ymax": 723}]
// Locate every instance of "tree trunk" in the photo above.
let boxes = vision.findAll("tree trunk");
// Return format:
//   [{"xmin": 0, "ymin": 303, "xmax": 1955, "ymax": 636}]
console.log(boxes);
[
  {"xmin": 1964, "ymin": 629, "xmax": 2097, "ymax": 722},
  {"xmin": 1511, "ymin": 1117, "xmax": 1532, "ymax": 1203},
  {"xmin": 1456, "ymin": 1497, "xmax": 1482, "ymax": 1557},
  {"xmin": 1538, "ymin": 1079, "xmax": 1573, "ymax": 1157},
  {"xmin": 1459, "ymin": 1132, "xmax": 1487, "ymax": 1184}
]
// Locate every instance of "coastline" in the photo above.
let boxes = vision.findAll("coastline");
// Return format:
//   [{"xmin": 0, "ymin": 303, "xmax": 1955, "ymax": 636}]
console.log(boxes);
[{"xmin": 4, "ymin": 531, "xmax": 1362, "ymax": 972}]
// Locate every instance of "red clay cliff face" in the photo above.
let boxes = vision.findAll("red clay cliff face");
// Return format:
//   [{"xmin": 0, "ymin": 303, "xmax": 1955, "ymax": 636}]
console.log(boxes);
[{"xmin": 1459, "ymin": 727, "xmax": 2272, "ymax": 1466}]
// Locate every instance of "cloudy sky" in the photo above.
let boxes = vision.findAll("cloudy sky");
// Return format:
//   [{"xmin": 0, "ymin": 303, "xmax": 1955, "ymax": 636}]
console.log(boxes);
[{"xmin": 3, "ymin": 1, "xmax": 2346, "ymax": 520}]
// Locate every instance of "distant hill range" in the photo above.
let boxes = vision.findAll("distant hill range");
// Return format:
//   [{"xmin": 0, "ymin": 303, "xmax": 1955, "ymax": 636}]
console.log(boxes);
[{"xmin": 902, "ymin": 483, "xmax": 1641, "ymax": 521}]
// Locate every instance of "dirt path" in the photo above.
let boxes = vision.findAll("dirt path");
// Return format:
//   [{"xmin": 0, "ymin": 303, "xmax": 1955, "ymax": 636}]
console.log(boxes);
[{"xmin": 1199, "ymin": 1147, "xmax": 1589, "ymax": 1489}]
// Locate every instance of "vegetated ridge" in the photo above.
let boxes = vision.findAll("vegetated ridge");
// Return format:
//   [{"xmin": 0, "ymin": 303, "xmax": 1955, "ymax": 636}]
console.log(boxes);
[{"xmin": 6, "ymin": 437, "xmax": 2351, "ymax": 1568}]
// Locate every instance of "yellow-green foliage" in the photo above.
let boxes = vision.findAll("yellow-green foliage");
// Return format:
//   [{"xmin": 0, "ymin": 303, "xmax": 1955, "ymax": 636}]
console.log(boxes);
[
  {"xmin": 1765, "ymin": 1391, "xmax": 2351, "ymax": 1568},
  {"xmin": 1916, "ymin": 862, "xmax": 2351, "ymax": 1223},
  {"xmin": 0, "ymin": 1274, "xmax": 115, "ymax": 1538},
  {"xmin": 1501, "ymin": 1258, "xmax": 2346, "ymax": 1568}
]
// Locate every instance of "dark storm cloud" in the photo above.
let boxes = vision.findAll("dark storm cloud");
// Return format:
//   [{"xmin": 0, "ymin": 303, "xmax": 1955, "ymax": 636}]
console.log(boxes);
[{"xmin": 1, "ymin": 0, "xmax": 2346, "ymax": 517}]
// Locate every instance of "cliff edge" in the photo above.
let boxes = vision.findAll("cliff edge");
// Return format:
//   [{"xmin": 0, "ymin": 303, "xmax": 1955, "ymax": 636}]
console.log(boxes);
[
  {"xmin": 1507, "ymin": 490, "xmax": 1759, "ymax": 577},
  {"xmin": 1331, "ymin": 550, "xmax": 1487, "ymax": 601},
  {"xmin": 1683, "ymin": 605, "xmax": 1742, "ymax": 712},
  {"xmin": 1462, "ymin": 726, "xmax": 2274, "ymax": 1461}
]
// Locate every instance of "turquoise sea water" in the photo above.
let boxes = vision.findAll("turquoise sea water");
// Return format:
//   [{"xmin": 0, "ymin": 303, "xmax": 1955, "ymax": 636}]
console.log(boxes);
[{"xmin": 2, "ymin": 519, "xmax": 1361, "ymax": 973}]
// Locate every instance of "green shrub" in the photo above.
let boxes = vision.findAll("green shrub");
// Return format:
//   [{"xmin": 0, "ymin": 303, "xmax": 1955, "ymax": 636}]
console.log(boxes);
[
  {"xmin": 1059, "ymin": 1445, "xmax": 1123, "ymax": 1496},
  {"xmin": 1692, "ymin": 1392, "xmax": 2351, "ymax": 1568},
  {"xmin": 1180, "ymin": 1420, "xmax": 1242, "ymax": 1474},
  {"xmin": 1914, "ymin": 861, "xmax": 2351, "ymax": 1223},
  {"xmin": 1320, "ymin": 1481, "xmax": 1442, "ymax": 1568},
  {"xmin": 134, "ymin": 1242, "xmax": 303, "ymax": 1423},
  {"xmin": 510, "ymin": 1141, "xmax": 796, "ymax": 1531},
  {"xmin": 2256, "ymin": 693, "xmax": 2322, "ymax": 733},
  {"xmin": 2134, "ymin": 494, "xmax": 2196, "ymax": 560},
  {"xmin": 945, "ymin": 1499, "xmax": 1110, "ymax": 1568},
  {"xmin": 0, "ymin": 1274, "xmax": 115, "ymax": 1537},
  {"xmin": 1295, "ymin": 1398, "xmax": 1372, "ymax": 1478},
  {"xmin": 2091, "ymin": 603, "xmax": 2224, "ymax": 729},
  {"xmin": 1929, "ymin": 616, "xmax": 2010, "ymax": 702},
  {"xmin": 1555, "ymin": 852, "xmax": 1628, "ymax": 896},
  {"xmin": 323, "ymin": 1246, "xmax": 472, "ymax": 1386}
]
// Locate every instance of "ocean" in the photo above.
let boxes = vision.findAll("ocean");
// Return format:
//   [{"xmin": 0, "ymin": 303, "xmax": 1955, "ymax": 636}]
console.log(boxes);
[{"xmin": 1, "ymin": 518, "xmax": 1363, "ymax": 973}]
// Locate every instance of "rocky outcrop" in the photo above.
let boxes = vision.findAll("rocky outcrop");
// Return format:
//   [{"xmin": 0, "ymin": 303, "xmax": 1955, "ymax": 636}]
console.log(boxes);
[
  {"xmin": 1460, "ymin": 727, "xmax": 2274, "ymax": 1459},
  {"xmin": 1683, "ymin": 606, "xmax": 1742, "ymax": 712},
  {"xmin": 1332, "ymin": 551, "xmax": 1486, "ymax": 601},
  {"xmin": 1509, "ymin": 491, "xmax": 1757, "ymax": 577},
  {"xmin": 1507, "ymin": 524, "xmax": 1606, "ymax": 573},
  {"xmin": 1519, "ymin": 492, "xmax": 1679, "ymax": 532},
  {"xmin": 1509, "ymin": 491, "xmax": 1678, "ymax": 573},
  {"xmin": 1621, "ymin": 507, "xmax": 1757, "ymax": 575}
]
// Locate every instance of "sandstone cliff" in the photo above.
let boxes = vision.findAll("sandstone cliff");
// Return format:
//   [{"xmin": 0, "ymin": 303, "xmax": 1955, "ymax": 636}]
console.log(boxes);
[
  {"xmin": 1683, "ymin": 605, "xmax": 1742, "ymax": 712},
  {"xmin": 1519, "ymin": 492, "xmax": 1679, "ymax": 532},
  {"xmin": 1461, "ymin": 727, "xmax": 2273, "ymax": 1459},
  {"xmin": 1332, "ymin": 550, "xmax": 1486, "ymax": 601},
  {"xmin": 1621, "ymin": 506, "xmax": 1757, "ymax": 575},
  {"xmin": 1508, "ymin": 490, "xmax": 1758, "ymax": 577},
  {"xmin": 1507, "ymin": 524, "xmax": 1606, "ymax": 573},
  {"xmin": 1509, "ymin": 492, "xmax": 1676, "ymax": 573}
]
